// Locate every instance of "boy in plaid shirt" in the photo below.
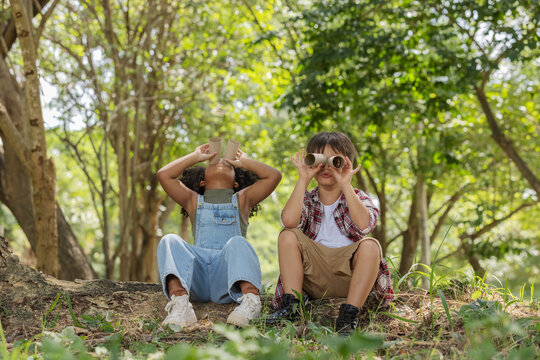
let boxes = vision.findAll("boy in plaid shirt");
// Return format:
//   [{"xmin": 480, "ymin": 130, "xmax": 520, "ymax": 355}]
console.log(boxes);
[{"xmin": 266, "ymin": 132, "xmax": 394, "ymax": 333}]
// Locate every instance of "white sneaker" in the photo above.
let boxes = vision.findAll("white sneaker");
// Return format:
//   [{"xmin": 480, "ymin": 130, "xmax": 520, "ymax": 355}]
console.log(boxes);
[
  {"xmin": 226, "ymin": 293, "xmax": 262, "ymax": 327},
  {"xmin": 162, "ymin": 294, "xmax": 197, "ymax": 329}
]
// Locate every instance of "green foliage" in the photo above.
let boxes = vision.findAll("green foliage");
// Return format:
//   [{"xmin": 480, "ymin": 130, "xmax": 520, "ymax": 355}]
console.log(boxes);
[
  {"xmin": 42, "ymin": 327, "xmax": 91, "ymax": 360},
  {"xmin": 456, "ymin": 300, "xmax": 538, "ymax": 359},
  {"xmin": 457, "ymin": 299, "xmax": 504, "ymax": 323},
  {"xmin": 80, "ymin": 313, "xmax": 118, "ymax": 334}
]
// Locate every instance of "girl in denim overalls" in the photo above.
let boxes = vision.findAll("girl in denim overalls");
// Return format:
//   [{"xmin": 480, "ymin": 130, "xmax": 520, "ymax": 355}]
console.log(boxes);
[{"xmin": 156, "ymin": 143, "xmax": 281, "ymax": 329}]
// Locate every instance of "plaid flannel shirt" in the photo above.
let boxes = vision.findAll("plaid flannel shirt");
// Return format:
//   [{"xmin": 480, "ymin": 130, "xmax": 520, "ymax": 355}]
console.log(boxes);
[{"xmin": 271, "ymin": 187, "xmax": 395, "ymax": 309}]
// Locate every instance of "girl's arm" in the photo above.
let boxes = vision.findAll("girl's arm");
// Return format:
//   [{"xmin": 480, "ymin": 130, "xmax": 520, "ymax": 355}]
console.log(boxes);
[
  {"xmin": 281, "ymin": 149, "xmax": 322, "ymax": 228},
  {"xmin": 226, "ymin": 150, "xmax": 282, "ymax": 218},
  {"xmin": 157, "ymin": 144, "xmax": 216, "ymax": 218}
]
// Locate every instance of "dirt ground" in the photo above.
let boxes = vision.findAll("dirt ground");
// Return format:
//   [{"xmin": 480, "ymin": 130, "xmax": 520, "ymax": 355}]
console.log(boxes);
[{"xmin": 1, "ymin": 237, "xmax": 538, "ymax": 356}]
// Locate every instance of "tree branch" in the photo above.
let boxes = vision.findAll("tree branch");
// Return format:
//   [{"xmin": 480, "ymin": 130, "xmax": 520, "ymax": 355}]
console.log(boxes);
[
  {"xmin": 460, "ymin": 202, "xmax": 538, "ymax": 241},
  {"xmin": 475, "ymin": 86, "xmax": 540, "ymax": 196},
  {"xmin": 1, "ymin": 0, "xmax": 49, "ymax": 59},
  {"xmin": 430, "ymin": 183, "xmax": 471, "ymax": 244},
  {"xmin": 34, "ymin": 0, "xmax": 61, "ymax": 47}
]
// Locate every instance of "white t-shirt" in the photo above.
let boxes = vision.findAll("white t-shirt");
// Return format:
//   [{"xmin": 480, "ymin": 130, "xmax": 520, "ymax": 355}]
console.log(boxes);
[{"xmin": 314, "ymin": 199, "xmax": 354, "ymax": 248}]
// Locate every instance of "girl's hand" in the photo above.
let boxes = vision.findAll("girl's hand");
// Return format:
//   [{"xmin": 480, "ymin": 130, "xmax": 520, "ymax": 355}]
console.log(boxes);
[
  {"xmin": 194, "ymin": 143, "xmax": 218, "ymax": 163},
  {"xmin": 224, "ymin": 149, "xmax": 247, "ymax": 167},
  {"xmin": 328, "ymin": 156, "xmax": 361, "ymax": 188},
  {"xmin": 292, "ymin": 149, "xmax": 322, "ymax": 183}
]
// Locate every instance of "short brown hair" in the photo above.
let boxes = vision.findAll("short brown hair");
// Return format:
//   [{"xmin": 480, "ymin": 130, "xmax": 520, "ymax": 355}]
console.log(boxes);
[{"xmin": 306, "ymin": 132, "xmax": 356, "ymax": 162}]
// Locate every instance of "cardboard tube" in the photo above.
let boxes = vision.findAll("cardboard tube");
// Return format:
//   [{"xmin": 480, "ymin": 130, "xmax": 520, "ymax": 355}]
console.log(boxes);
[
  {"xmin": 328, "ymin": 155, "xmax": 345, "ymax": 169},
  {"xmin": 223, "ymin": 139, "xmax": 240, "ymax": 160},
  {"xmin": 208, "ymin": 137, "xmax": 222, "ymax": 164},
  {"xmin": 304, "ymin": 153, "xmax": 327, "ymax": 167}
]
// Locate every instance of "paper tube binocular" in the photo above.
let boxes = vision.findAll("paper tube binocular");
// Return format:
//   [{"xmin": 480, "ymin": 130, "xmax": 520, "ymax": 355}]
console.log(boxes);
[
  {"xmin": 208, "ymin": 138, "xmax": 240, "ymax": 164},
  {"xmin": 304, "ymin": 153, "xmax": 345, "ymax": 169}
]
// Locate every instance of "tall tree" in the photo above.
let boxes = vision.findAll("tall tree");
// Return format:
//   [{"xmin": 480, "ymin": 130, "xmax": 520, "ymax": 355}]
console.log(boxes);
[{"xmin": 0, "ymin": 0, "xmax": 96, "ymax": 280}]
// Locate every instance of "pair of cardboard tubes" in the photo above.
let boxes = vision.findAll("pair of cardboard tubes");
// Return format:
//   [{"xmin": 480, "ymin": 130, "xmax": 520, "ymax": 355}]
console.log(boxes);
[
  {"xmin": 304, "ymin": 153, "xmax": 346, "ymax": 169},
  {"xmin": 208, "ymin": 138, "xmax": 240, "ymax": 164}
]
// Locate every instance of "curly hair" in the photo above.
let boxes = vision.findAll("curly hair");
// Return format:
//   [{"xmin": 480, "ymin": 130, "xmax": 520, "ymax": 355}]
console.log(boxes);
[{"xmin": 178, "ymin": 166, "xmax": 261, "ymax": 217}]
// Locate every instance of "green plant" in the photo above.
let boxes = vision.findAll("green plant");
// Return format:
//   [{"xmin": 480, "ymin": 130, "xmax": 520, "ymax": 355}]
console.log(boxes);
[
  {"xmin": 457, "ymin": 299, "xmax": 504, "ymax": 323},
  {"xmin": 80, "ymin": 313, "xmax": 117, "ymax": 333},
  {"xmin": 323, "ymin": 331, "xmax": 384, "ymax": 359},
  {"xmin": 42, "ymin": 292, "xmax": 63, "ymax": 329},
  {"xmin": 41, "ymin": 327, "xmax": 92, "ymax": 360},
  {"xmin": 0, "ymin": 319, "xmax": 8, "ymax": 359},
  {"xmin": 462, "ymin": 310, "xmax": 537, "ymax": 359},
  {"xmin": 42, "ymin": 292, "xmax": 84, "ymax": 330},
  {"xmin": 437, "ymin": 289, "xmax": 454, "ymax": 332}
]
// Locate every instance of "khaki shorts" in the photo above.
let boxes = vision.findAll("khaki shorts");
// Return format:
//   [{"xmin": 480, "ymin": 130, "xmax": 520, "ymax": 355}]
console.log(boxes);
[{"xmin": 283, "ymin": 228, "xmax": 383, "ymax": 299}]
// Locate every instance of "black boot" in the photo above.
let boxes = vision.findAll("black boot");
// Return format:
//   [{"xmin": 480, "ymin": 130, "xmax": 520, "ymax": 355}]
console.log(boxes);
[
  {"xmin": 335, "ymin": 303, "xmax": 359, "ymax": 335},
  {"xmin": 265, "ymin": 293, "xmax": 301, "ymax": 324}
]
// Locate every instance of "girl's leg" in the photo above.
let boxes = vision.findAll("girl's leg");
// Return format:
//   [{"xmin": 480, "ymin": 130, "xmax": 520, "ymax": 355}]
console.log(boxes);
[
  {"xmin": 238, "ymin": 281, "xmax": 259, "ymax": 295},
  {"xmin": 217, "ymin": 236, "xmax": 263, "ymax": 327},
  {"xmin": 158, "ymin": 234, "xmax": 204, "ymax": 329},
  {"xmin": 212, "ymin": 236, "xmax": 261, "ymax": 303},
  {"xmin": 166, "ymin": 275, "xmax": 188, "ymax": 297},
  {"xmin": 346, "ymin": 239, "xmax": 381, "ymax": 307},
  {"xmin": 157, "ymin": 233, "xmax": 211, "ymax": 301},
  {"xmin": 278, "ymin": 230, "xmax": 304, "ymax": 297}
]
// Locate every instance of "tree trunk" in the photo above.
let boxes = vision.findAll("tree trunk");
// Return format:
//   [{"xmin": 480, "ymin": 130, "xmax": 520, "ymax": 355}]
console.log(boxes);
[
  {"xmin": 360, "ymin": 169, "xmax": 387, "ymax": 255},
  {"xmin": 0, "ymin": 50, "xmax": 94, "ymax": 281},
  {"xmin": 138, "ymin": 187, "xmax": 161, "ymax": 282},
  {"xmin": 0, "ymin": 148, "xmax": 97, "ymax": 280},
  {"xmin": 117, "ymin": 118, "xmax": 131, "ymax": 281},
  {"xmin": 460, "ymin": 238, "xmax": 486, "ymax": 278},
  {"xmin": 399, "ymin": 187, "xmax": 419, "ymax": 276},
  {"xmin": 11, "ymin": 0, "xmax": 58, "ymax": 277},
  {"xmin": 416, "ymin": 172, "xmax": 430, "ymax": 289},
  {"xmin": 372, "ymin": 185, "xmax": 387, "ymax": 255},
  {"xmin": 475, "ymin": 86, "xmax": 540, "ymax": 196}
]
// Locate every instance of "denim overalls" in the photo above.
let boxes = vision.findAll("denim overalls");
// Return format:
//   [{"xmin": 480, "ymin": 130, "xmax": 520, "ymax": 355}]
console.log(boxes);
[{"xmin": 157, "ymin": 193, "xmax": 261, "ymax": 303}]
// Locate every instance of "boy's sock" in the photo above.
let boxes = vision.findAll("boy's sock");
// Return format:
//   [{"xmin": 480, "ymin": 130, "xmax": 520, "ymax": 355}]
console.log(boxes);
[{"xmin": 335, "ymin": 303, "xmax": 359, "ymax": 335}]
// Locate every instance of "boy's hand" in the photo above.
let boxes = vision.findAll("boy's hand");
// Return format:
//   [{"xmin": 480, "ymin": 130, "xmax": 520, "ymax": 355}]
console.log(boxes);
[
  {"xmin": 292, "ymin": 149, "xmax": 322, "ymax": 183},
  {"xmin": 224, "ymin": 149, "xmax": 247, "ymax": 167},
  {"xmin": 194, "ymin": 143, "xmax": 218, "ymax": 163},
  {"xmin": 329, "ymin": 156, "xmax": 361, "ymax": 188}
]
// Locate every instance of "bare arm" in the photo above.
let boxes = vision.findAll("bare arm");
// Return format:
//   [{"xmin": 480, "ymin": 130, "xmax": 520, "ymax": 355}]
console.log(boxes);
[
  {"xmin": 329, "ymin": 157, "xmax": 370, "ymax": 230},
  {"xmin": 342, "ymin": 184, "xmax": 371, "ymax": 230},
  {"xmin": 156, "ymin": 144, "xmax": 217, "ymax": 218},
  {"xmin": 226, "ymin": 150, "xmax": 282, "ymax": 219},
  {"xmin": 281, "ymin": 149, "xmax": 322, "ymax": 228}
]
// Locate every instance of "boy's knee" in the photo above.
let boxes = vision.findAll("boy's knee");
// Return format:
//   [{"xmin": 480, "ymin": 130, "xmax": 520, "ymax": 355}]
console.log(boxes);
[
  {"xmin": 278, "ymin": 230, "xmax": 300, "ymax": 247},
  {"xmin": 356, "ymin": 239, "xmax": 381, "ymax": 260}
]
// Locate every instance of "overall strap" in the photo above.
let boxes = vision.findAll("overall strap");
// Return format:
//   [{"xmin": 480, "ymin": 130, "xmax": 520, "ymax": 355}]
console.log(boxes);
[
  {"xmin": 196, "ymin": 194, "xmax": 204, "ymax": 214},
  {"xmin": 231, "ymin": 192, "xmax": 239, "ymax": 209}
]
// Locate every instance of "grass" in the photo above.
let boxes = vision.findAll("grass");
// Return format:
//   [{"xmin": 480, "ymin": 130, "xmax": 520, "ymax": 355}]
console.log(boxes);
[{"xmin": 1, "ymin": 269, "xmax": 538, "ymax": 359}]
